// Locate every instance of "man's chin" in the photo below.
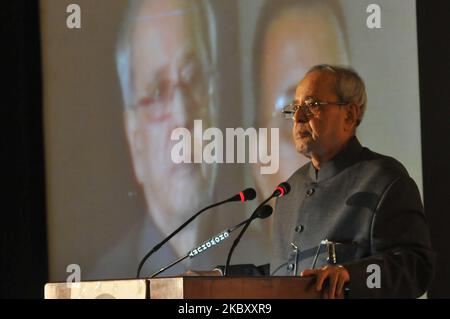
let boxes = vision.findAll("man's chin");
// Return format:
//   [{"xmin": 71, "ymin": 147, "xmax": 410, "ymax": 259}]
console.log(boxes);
[
  {"xmin": 169, "ymin": 162, "xmax": 197, "ymax": 178},
  {"xmin": 295, "ymin": 143, "xmax": 313, "ymax": 158},
  {"xmin": 166, "ymin": 180, "xmax": 211, "ymax": 210},
  {"xmin": 149, "ymin": 190, "xmax": 204, "ymax": 230}
]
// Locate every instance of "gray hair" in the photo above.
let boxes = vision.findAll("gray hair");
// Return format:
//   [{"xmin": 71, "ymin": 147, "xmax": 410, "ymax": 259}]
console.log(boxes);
[
  {"xmin": 115, "ymin": 0, "xmax": 218, "ymax": 109},
  {"xmin": 306, "ymin": 64, "xmax": 367, "ymax": 126}
]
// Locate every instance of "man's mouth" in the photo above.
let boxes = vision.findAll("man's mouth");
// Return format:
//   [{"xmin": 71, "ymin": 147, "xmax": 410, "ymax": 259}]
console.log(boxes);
[
  {"xmin": 170, "ymin": 162, "xmax": 197, "ymax": 177},
  {"xmin": 297, "ymin": 130, "xmax": 312, "ymax": 139}
]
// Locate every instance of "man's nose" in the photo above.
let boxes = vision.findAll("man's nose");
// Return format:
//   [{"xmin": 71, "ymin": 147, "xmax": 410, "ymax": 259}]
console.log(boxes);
[
  {"xmin": 171, "ymin": 86, "xmax": 192, "ymax": 127},
  {"xmin": 293, "ymin": 108, "xmax": 309, "ymax": 124},
  {"xmin": 293, "ymin": 108, "xmax": 302, "ymax": 123}
]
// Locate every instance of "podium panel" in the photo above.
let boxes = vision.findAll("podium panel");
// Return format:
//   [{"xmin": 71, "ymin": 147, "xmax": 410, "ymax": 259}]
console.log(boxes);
[
  {"xmin": 44, "ymin": 279, "xmax": 147, "ymax": 299},
  {"xmin": 45, "ymin": 277, "xmax": 322, "ymax": 299},
  {"xmin": 149, "ymin": 277, "xmax": 320, "ymax": 299}
]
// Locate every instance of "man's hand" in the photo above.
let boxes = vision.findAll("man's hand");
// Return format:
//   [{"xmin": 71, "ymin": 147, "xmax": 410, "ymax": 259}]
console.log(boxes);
[
  {"xmin": 183, "ymin": 269, "xmax": 222, "ymax": 276},
  {"xmin": 300, "ymin": 265, "xmax": 350, "ymax": 299}
]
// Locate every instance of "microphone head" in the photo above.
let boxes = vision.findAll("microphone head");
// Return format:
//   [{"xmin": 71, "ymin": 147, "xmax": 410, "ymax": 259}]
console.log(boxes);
[
  {"xmin": 273, "ymin": 182, "xmax": 291, "ymax": 198},
  {"xmin": 256, "ymin": 205, "xmax": 273, "ymax": 219},
  {"xmin": 229, "ymin": 187, "xmax": 257, "ymax": 202},
  {"xmin": 239, "ymin": 188, "xmax": 257, "ymax": 201}
]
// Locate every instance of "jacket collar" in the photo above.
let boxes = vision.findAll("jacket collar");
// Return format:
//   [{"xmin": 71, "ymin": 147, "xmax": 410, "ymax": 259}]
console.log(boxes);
[{"xmin": 308, "ymin": 135, "xmax": 363, "ymax": 182}]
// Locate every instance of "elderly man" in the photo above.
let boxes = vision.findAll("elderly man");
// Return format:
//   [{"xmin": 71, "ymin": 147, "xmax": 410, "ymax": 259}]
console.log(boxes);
[
  {"xmin": 204, "ymin": 64, "xmax": 434, "ymax": 299},
  {"xmin": 270, "ymin": 64, "xmax": 435, "ymax": 298},
  {"xmin": 115, "ymin": 0, "xmax": 218, "ymax": 275}
]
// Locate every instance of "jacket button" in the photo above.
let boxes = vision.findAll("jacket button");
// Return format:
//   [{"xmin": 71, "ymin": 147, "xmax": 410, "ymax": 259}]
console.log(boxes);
[
  {"xmin": 295, "ymin": 225, "xmax": 304, "ymax": 233},
  {"xmin": 287, "ymin": 263, "xmax": 295, "ymax": 271},
  {"xmin": 306, "ymin": 188, "xmax": 315, "ymax": 196}
]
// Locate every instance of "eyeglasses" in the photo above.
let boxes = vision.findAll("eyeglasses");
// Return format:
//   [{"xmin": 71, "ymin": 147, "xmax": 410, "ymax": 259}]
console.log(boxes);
[
  {"xmin": 282, "ymin": 97, "xmax": 348, "ymax": 122},
  {"xmin": 132, "ymin": 65, "xmax": 215, "ymax": 123}
]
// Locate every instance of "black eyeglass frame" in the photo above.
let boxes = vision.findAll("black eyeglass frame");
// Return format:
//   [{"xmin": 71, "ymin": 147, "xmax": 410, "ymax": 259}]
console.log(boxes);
[{"xmin": 282, "ymin": 97, "xmax": 349, "ymax": 120}]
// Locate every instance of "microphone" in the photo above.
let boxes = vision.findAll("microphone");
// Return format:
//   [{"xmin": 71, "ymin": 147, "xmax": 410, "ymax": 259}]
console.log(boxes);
[
  {"xmin": 254, "ymin": 204, "xmax": 273, "ymax": 219},
  {"xmin": 136, "ymin": 187, "xmax": 256, "ymax": 278},
  {"xmin": 224, "ymin": 182, "xmax": 291, "ymax": 276},
  {"xmin": 272, "ymin": 182, "xmax": 291, "ymax": 198},
  {"xmin": 227, "ymin": 188, "xmax": 257, "ymax": 203},
  {"xmin": 149, "ymin": 205, "xmax": 273, "ymax": 278}
]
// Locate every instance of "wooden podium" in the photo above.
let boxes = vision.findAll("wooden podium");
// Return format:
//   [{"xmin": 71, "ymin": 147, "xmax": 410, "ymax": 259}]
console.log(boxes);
[{"xmin": 45, "ymin": 277, "xmax": 322, "ymax": 299}]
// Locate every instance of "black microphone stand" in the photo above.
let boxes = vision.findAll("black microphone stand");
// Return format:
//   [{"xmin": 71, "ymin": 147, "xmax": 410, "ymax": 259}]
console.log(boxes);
[
  {"xmin": 136, "ymin": 188, "xmax": 256, "ymax": 278},
  {"xmin": 150, "ymin": 205, "xmax": 272, "ymax": 278},
  {"xmin": 137, "ymin": 198, "xmax": 229, "ymax": 278},
  {"xmin": 223, "ymin": 197, "xmax": 273, "ymax": 276},
  {"xmin": 224, "ymin": 183, "xmax": 289, "ymax": 276},
  {"xmin": 150, "ymin": 219, "xmax": 249, "ymax": 278}
]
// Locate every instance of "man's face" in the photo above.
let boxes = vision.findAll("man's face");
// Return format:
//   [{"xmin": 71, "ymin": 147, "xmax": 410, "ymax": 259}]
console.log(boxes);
[
  {"xmin": 292, "ymin": 71, "xmax": 348, "ymax": 158},
  {"xmin": 254, "ymin": 5, "xmax": 347, "ymax": 198},
  {"xmin": 125, "ymin": 0, "xmax": 214, "ymax": 234}
]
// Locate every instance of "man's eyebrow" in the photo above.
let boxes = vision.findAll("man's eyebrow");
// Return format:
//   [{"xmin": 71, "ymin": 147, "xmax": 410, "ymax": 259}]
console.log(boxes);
[
  {"xmin": 135, "ymin": 55, "xmax": 199, "ymax": 98},
  {"xmin": 132, "ymin": 7, "xmax": 196, "ymax": 22},
  {"xmin": 180, "ymin": 52, "xmax": 199, "ymax": 66},
  {"xmin": 293, "ymin": 95, "xmax": 316, "ymax": 104},
  {"xmin": 144, "ymin": 67, "xmax": 167, "ymax": 87}
]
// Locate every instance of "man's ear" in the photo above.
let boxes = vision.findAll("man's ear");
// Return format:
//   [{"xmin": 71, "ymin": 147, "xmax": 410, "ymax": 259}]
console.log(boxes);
[
  {"xmin": 124, "ymin": 109, "xmax": 145, "ymax": 185},
  {"xmin": 344, "ymin": 103, "xmax": 360, "ymax": 131}
]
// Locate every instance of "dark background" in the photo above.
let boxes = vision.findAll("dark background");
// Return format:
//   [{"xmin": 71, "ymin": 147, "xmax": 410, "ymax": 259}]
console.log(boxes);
[{"xmin": 1, "ymin": 0, "xmax": 449, "ymax": 298}]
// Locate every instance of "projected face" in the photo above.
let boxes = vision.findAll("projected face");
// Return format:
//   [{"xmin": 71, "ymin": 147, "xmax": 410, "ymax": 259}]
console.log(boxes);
[
  {"xmin": 124, "ymin": 0, "xmax": 215, "ymax": 247},
  {"xmin": 253, "ymin": 3, "xmax": 348, "ymax": 199}
]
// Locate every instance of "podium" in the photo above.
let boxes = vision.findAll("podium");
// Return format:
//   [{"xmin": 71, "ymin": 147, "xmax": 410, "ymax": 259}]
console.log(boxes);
[{"xmin": 45, "ymin": 277, "xmax": 322, "ymax": 299}]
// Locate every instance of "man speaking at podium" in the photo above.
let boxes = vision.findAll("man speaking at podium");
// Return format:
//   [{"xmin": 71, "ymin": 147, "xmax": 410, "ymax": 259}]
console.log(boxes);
[
  {"xmin": 196, "ymin": 64, "xmax": 435, "ymax": 299},
  {"xmin": 269, "ymin": 64, "xmax": 435, "ymax": 298}
]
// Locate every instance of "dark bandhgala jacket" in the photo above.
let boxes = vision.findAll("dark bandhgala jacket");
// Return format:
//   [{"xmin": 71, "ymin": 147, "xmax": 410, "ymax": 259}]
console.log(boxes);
[
  {"xmin": 224, "ymin": 136, "xmax": 435, "ymax": 298},
  {"xmin": 272, "ymin": 135, "xmax": 435, "ymax": 298}
]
